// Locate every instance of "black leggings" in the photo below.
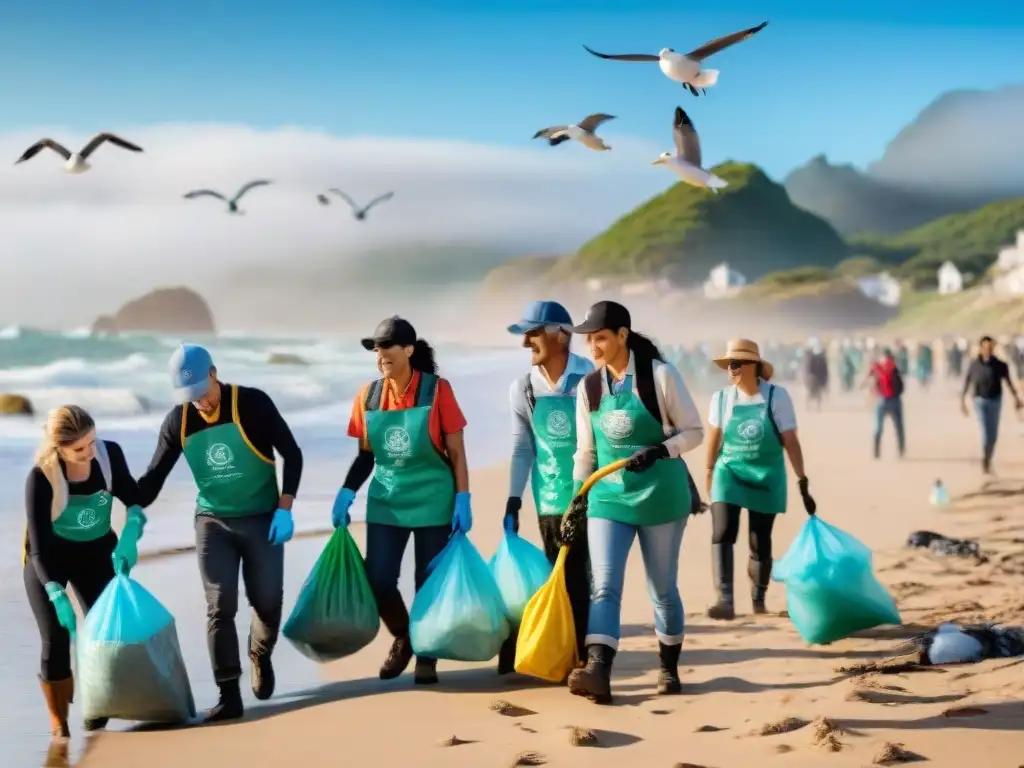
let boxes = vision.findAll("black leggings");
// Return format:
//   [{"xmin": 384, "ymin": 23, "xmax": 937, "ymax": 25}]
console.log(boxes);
[
  {"xmin": 710, "ymin": 503, "xmax": 777, "ymax": 561},
  {"xmin": 24, "ymin": 533, "xmax": 116, "ymax": 680}
]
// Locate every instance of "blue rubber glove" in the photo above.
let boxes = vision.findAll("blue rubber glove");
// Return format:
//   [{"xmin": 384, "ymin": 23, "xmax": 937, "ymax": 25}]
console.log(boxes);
[
  {"xmin": 267, "ymin": 508, "xmax": 294, "ymax": 545},
  {"xmin": 452, "ymin": 492, "xmax": 472, "ymax": 533},
  {"xmin": 331, "ymin": 487, "xmax": 356, "ymax": 528},
  {"xmin": 45, "ymin": 582, "xmax": 77, "ymax": 637},
  {"xmin": 112, "ymin": 506, "xmax": 147, "ymax": 575}
]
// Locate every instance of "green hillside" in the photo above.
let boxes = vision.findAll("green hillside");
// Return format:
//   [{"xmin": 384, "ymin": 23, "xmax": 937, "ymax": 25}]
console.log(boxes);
[
  {"xmin": 852, "ymin": 197, "xmax": 1024, "ymax": 287},
  {"xmin": 554, "ymin": 162, "xmax": 849, "ymax": 283}
]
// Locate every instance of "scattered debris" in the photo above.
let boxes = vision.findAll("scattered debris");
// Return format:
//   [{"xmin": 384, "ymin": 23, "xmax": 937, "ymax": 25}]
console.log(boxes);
[
  {"xmin": 566, "ymin": 726, "xmax": 599, "ymax": 747},
  {"xmin": 809, "ymin": 717, "xmax": 844, "ymax": 752},
  {"xmin": 757, "ymin": 717, "xmax": 808, "ymax": 736},
  {"xmin": 906, "ymin": 530, "xmax": 985, "ymax": 561},
  {"xmin": 510, "ymin": 752, "xmax": 546, "ymax": 767},
  {"xmin": 694, "ymin": 724, "xmax": 727, "ymax": 733},
  {"xmin": 941, "ymin": 706, "xmax": 989, "ymax": 718},
  {"xmin": 438, "ymin": 735, "xmax": 473, "ymax": 747},
  {"xmin": 489, "ymin": 699, "xmax": 536, "ymax": 717},
  {"xmin": 873, "ymin": 742, "xmax": 926, "ymax": 765}
]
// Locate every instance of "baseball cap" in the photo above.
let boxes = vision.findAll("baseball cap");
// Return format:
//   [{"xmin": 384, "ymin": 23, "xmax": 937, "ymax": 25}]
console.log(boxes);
[
  {"xmin": 507, "ymin": 300, "xmax": 574, "ymax": 335},
  {"xmin": 572, "ymin": 301, "xmax": 632, "ymax": 334},
  {"xmin": 169, "ymin": 344, "xmax": 214, "ymax": 404},
  {"xmin": 361, "ymin": 316, "xmax": 418, "ymax": 351}
]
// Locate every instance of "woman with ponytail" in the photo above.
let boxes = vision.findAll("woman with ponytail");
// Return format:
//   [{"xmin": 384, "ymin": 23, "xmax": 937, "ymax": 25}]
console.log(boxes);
[
  {"xmin": 23, "ymin": 405, "xmax": 146, "ymax": 740},
  {"xmin": 331, "ymin": 316, "xmax": 469, "ymax": 685},
  {"xmin": 565, "ymin": 301, "xmax": 705, "ymax": 705}
]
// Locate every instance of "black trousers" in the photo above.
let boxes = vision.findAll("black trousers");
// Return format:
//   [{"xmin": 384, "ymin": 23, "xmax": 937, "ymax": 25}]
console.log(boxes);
[
  {"xmin": 24, "ymin": 533, "xmax": 116, "ymax": 680},
  {"xmin": 195, "ymin": 512, "xmax": 284, "ymax": 683},
  {"xmin": 710, "ymin": 502, "xmax": 777, "ymax": 562}
]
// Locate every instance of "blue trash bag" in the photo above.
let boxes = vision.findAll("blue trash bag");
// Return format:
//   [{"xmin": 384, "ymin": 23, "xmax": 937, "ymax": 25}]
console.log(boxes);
[
  {"xmin": 409, "ymin": 531, "xmax": 511, "ymax": 661},
  {"xmin": 78, "ymin": 574, "xmax": 196, "ymax": 723},
  {"xmin": 773, "ymin": 516, "xmax": 901, "ymax": 645},
  {"xmin": 488, "ymin": 526, "xmax": 552, "ymax": 623}
]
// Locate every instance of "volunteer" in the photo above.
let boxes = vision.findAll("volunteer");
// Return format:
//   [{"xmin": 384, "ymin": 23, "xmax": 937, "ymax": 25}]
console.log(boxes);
[
  {"xmin": 564, "ymin": 301, "xmax": 704, "ymax": 705},
  {"xmin": 961, "ymin": 335, "xmax": 1022, "ymax": 474},
  {"xmin": 330, "ymin": 316, "xmax": 469, "ymax": 687},
  {"xmin": 864, "ymin": 347, "xmax": 905, "ymax": 459},
  {"xmin": 136, "ymin": 344, "xmax": 303, "ymax": 722},
  {"xmin": 23, "ymin": 405, "xmax": 147, "ymax": 739},
  {"xmin": 704, "ymin": 340, "xmax": 814, "ymax": 620},
  {"xmin": 499, "ymin": 300, "xmax": 594, "ymax": 675}
]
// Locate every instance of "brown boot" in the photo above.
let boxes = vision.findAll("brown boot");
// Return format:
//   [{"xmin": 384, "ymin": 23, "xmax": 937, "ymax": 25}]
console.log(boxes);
[{"xmin": 40, "ymin": 677, "xmax": 73, "ymax": 739}]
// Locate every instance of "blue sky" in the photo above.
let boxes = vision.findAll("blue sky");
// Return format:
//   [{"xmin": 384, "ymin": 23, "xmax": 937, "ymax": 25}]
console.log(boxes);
[{"xmin": 1, "ymin": 1, "xmax": 1022, "ymax": 179}]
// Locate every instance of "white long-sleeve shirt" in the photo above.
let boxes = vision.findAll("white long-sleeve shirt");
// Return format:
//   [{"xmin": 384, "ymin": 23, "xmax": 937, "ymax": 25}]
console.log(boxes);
[{"xmin": 572, "ymin": 352, "xmax": 704, "ymax": 482}]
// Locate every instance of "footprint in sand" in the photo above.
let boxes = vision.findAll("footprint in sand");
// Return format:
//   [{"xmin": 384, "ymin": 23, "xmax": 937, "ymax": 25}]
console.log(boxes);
[
  {"xmin": 754, "ymin": 717, "xmax": 808, "ymax": 736},
  {"xmin": 438, "ymin": 736, "xmax": 475, "ymax": 747},
  {"xmin": 942, "ymin": 706, "xmax": 989, "ymax": 718},
  {"xmin": 694, "ymin": 724, "xmax": 727, "ymax": 732}
]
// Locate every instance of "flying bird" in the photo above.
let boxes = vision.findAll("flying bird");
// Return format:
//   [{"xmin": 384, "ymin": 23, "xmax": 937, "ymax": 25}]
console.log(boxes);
[
  {"xmin": 14, "ymin": 133, "xmax": 143, "ymax": 173},
  {"xmin": 322, "ymin": 189, "xmax": 395, "ymax": 221},
  {"xmin": 582, "ymin": 21, "xmax": 768, "ymax": 96},
  {"xmin": 533, "ymin": 113, "xmax": 616, "ymax": 151},
  {"xmin": 183, "ymin": 180, "xmax": 272, "ymax": 214},
  {"xmin": 651, "ymin": 107, "xmax": 728, "ymax": 193}
]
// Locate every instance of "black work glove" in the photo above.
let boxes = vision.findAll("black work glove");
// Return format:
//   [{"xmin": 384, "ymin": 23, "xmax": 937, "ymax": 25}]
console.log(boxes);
[
  {"xmin": 624, "ymin": 444, "xmax": 669, "ymax": 473},
  {"xmin": 798, "ymin": 476, "xmax": 816, "ymax": 516},
  {"xmin": 560, "ymin": 496, "xmax": 588, "ymax": 546},
  {"xmin": 503, "ymin": 496, "xmax": 522, "ymax": 534}
]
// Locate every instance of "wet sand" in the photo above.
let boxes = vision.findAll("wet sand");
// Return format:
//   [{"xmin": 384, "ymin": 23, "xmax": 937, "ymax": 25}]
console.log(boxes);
[{"xmin": 78, "ymin": 383, "xmax": 1024, "ymax": 767}]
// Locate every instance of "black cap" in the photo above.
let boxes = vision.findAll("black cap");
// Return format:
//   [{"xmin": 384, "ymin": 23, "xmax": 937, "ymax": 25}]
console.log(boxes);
[
  {"xmin": 572, "ymin": 301, "xmax": 631, "ymax": 334},
  {"xmin": 360, "ymin": 316, "xmax": 418, "ymax": 350}
]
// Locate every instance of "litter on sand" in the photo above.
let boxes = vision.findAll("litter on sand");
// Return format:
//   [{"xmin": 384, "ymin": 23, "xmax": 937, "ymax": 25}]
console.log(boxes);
[{"xmin": 906, "ymin": 530, "xmax": 985, "ymax": 561}]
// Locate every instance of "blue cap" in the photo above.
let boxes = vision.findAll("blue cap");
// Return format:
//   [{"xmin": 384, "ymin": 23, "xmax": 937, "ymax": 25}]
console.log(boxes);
[
  {"xmin": 507, "ymin": 300, "xmax": 573, "ymax": 335},
  {"xmin": 168, "ymin": 344, "xmax": 214, "ymax": 404}
]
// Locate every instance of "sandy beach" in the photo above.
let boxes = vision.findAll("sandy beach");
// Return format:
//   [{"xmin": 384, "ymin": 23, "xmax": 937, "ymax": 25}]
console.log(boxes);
[{"xmin": 77, "ymin": 383, "xmax": 1024, "ymax": 768}]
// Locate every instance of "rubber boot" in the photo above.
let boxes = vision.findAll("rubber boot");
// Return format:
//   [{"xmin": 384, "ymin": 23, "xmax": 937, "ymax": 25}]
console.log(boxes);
[
  {"xmin": 497, "ymin": 628, "xmax": 518, "ymax": 675},
  {"xmin": 656, "ymin": 641, "xmax": 682, "ymax": 695},
  {"xmin": 749, "ymin": 558, "xmax": 773, "ymax": 615},
  {"xmin": 413, "ymin": 656, "xmax": 439, "ymax": 686},
  {"xmin": 83, "ymin": 716, "xmax": 109, "ymax": 732},
  {"xmin": 249, "ymin": 651, "xmax": 276, "ymax": 701},
  {"xmin": 567, "ymin": 644, "xmax": 615, "ymax": 705},
  {"xmin": 706, "ymin": 544, "xmax": 735, "ymax": 620},
  {"xmin": 205, "ymin": 679, "xmax": 244, "ymax": 723},
  {"xmin": 40, "ymin": 677, "xmax": 73, "ymax": 739},
  {"xmin": 377, "ymin": 594, "xmax": 414, "ymax": 680}
]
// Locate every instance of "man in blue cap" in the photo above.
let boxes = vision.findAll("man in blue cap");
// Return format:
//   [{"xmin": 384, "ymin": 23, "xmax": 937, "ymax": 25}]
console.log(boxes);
[
  {"xmin": 497, "ymin": 300, "xmax": 595, "ymax": 675},
  {"xmin": 136, "ymin": 344, "xmax": 303, "ymax": 722}
]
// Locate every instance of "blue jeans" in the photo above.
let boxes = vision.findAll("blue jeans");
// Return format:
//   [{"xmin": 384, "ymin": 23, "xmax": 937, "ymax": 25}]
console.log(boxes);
[
  {"xmin": 873, "ymin": 396, "xmax": 905, "ymax": 458},
  {"xmin": 973, "ymin": 396, "xmax": 1002, "ymax": 465},
  {"xmin": 585, "ymin": 516, "xmax": 687, "ymax": 651}
]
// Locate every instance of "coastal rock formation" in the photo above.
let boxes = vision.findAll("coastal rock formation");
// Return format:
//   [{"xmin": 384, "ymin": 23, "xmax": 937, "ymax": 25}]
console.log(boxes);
[
  {"xmin": 266, "ymin": 352, "xmax": 309, "ymax": 366},
  {"xmin": 91, "ymin": 287, "xmax": 216, "ymax": 335},
  {"xmin": 0, "ymin": 393, "xmax": 34, "ymax": 415}
]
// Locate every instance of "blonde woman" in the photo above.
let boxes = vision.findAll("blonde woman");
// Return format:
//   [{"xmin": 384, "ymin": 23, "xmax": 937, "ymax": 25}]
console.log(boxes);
[{"xmin": 23, "ymin": 406, "xmax": 146, "ymax": 740}]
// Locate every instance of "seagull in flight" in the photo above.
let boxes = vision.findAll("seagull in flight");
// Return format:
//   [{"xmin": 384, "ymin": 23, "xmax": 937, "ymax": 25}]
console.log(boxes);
[
  {"xmin": 533, "ymin": 113, "xmax": 616, "ymax": 151},
  {"xmin": 183, "ymin": 180, "xmax": 272, "ymax": 214},
  {"xmin": 320, "ymin": 189, "xmax": 395, "ymax": 221},
  {"xmin": 651, "ymin": 107, "xmax": 728, "ymax": 193},
  {"xmin": 14, "ymin": 133, "xmax": 143, "ymax": 173},
  {"xmin": 583, "ymin": 21, "xmax": 768, "ymax": 96}
]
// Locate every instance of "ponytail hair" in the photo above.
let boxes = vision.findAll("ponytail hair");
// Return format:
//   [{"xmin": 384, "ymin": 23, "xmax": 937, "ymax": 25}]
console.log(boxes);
[
  {"xmin": 35, "ymin": 405, "xmax": 95, "ymax": 516},
  {"xmin": 756, "ymin": 362, "xmax": 773, "ymax": 381},
  {"xmin": 409, "ymin": 338, "xmax": 438, "ymax": 375},
  {"xmin": 625, "ymin": 330, "xmax": 665, "ymax": 365}
]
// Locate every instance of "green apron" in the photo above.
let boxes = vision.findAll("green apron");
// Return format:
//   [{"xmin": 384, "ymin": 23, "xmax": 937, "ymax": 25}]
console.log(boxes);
[
  {"xmin": 529, "ymin": 373, "xmax": 582, "ymax": 517},
  {"xmin": 53, "ymin": 489, "xmax": 115, "ymax": 542},
  {"xmin": 588, "ymin": 375, "xmax": 691, "ymax": 526},
  {"xmin": 711, "ymin": 385, "xmax": 787, "ymax": 514},
  {"xmin": 364, "ymin": 373, "xmax": 455, "ymax": 528},
  {"xmin": 182, "ymin": 385, "xmax": 280, "ymax": 517}
]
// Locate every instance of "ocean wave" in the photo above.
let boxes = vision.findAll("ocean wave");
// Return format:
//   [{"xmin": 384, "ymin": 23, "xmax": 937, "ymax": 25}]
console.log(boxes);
[{"xmin": 0, "ymin": 353, "xmax": 153, "ymax": 387}]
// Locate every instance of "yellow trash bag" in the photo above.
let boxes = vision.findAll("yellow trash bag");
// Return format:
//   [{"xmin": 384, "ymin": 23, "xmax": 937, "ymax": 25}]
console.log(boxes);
[{"xmin": 514, "ymin": 459, "xmax": 627, "ymax": 683}]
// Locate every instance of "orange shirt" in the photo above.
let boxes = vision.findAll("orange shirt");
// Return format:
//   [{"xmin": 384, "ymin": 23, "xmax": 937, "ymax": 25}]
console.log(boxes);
[{"xmin": 348, "ymin": 370, "xmax": 467, "ymax": 454}]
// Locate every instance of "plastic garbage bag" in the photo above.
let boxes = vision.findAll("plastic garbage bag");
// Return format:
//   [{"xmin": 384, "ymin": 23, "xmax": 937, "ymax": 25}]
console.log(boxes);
[
  {"xmin": 78, "ymin": 574, "xmax": 196, "ymax": 723},
  {"xmin": 773, "ymin": 516, "xmax": 900, "ymax": 645},
  {"xmin": 283, "ymin": 528, "xmax": 380, "ymax": 663},
  {"xmin": 488, "ymin": 528, "xmax": 552, "ymax": 623},
  {"xmin": 514, "ymin": 546, "xmax": 578, "ymax": 682},
  {"xmin": 409, "ymin": 531, "xmax": 511, "ymax": 661}
]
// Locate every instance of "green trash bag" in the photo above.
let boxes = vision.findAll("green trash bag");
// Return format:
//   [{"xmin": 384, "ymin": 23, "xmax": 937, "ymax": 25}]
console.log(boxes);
[
  {"xmin": 773, "ymin": 516, "xmax": 901, "ymax": 645},
  {"xmin": 283, "ymin": 528, "xmax": 380, "ymax": 663}
]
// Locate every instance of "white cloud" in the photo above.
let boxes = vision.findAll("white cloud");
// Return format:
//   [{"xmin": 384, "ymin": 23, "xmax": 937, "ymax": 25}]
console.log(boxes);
[{"xmin": 0, "ymin": 124, "xmax": 666, "ymax": 327}]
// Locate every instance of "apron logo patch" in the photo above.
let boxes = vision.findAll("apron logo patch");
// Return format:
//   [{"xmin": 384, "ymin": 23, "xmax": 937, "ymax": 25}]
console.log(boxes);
[
  {"xmin": 736, "ymin": 419, "xmax": 764, "ymax": 444},
  {"xmin": 376, "ymin": 466, "xmax": 396, "ymax": 492},
  {"xmin": 546, "ymin": 409, "xmax": 572, "ymax": 439},
  {"xmin": 206, "ymin": 442, "xmax": 234, "ymax": 467},
  {"xmin": 95, "ymin": 495, "xmax": 109, "ymax": 506},
  {"xmin": 77, "ymin": 508, "xmax": 98, "ymax": 528},
  {"xmin": 383, "ymin": 426, "xmax": 412, "ymax": 457},
  {"xmin": 599, "ymin": 410, "xmax": 634, "ymax": 440}
]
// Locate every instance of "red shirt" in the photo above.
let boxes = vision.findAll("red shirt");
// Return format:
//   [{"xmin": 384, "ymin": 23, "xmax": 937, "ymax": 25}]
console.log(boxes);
[
  {"xmin": 871, "ymin": 358, "xmax": 899, "ymax": 398},
  {"xmin": 348, "ymin": 370, "xmax": 466, "ymax": 454}
]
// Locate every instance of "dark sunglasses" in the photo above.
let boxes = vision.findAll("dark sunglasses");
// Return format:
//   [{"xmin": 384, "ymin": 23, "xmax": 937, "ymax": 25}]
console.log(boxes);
[{"xmin": 727, "ymin": 359, "xmax": 755, "ymax": 371}]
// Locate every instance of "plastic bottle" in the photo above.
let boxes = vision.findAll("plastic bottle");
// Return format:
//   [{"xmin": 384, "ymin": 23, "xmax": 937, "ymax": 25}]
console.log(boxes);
[{"xmin": 930, "ymin": 479, "xmax": 949, "ymax": 507}]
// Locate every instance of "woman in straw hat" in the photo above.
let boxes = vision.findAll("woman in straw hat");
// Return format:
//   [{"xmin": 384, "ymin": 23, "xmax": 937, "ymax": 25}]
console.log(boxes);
[{"xmin": 705, "ymin": 339, "xmax": 816, "ymax": 620}]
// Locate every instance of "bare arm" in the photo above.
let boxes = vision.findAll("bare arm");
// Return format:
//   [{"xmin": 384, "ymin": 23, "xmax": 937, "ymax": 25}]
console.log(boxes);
[
  {"xmin": 444, "ymin": 430, "xmax": 470, "ymax": 494},
  {"xmin": 781, "ymin": 430, "xmax": 806, "ymax": 479},
  {"xmin": 705, "ymin": 425, "xmax": 723, "ymax": 493}
]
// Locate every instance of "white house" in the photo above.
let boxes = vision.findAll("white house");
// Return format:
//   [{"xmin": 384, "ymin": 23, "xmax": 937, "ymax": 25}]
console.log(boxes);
[
  {"xmin": 996, "ymin": 230, "xmax": 1024, "ymax": 271},
  {"xmin": 856, "ymin": 271, "xmax": 902, "ymax": 307},
  {"xmin": 703, "ymin": 261, "xmax": 747, "ymax": 299},
  {"xmin": 993, "ymin": 230, "xmax": 1024, "ymax": 295},
  {"xmin": 937, "ymin": 261, "xmax": 964, "ymax": 294}
]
